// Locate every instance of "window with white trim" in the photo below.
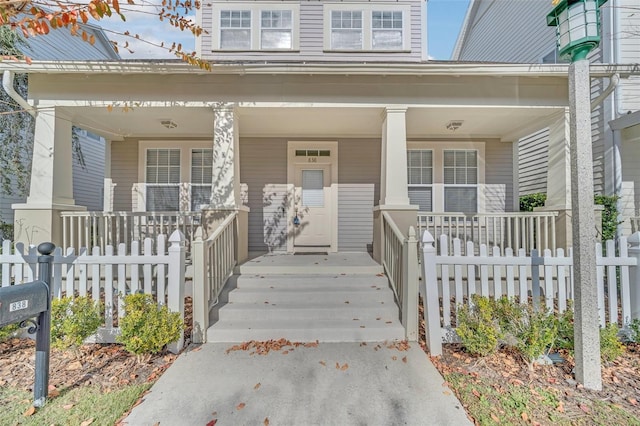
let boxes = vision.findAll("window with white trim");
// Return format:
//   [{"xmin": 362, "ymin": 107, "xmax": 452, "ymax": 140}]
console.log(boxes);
[
  {"xmin": 261, "ymin": 10, "xmax": 292, "ymax": 49},
  {"xmin": 191, "ymin": 149, "xmax": 213, "ymax": 211},
  {"xmin": 407, "ymin": 150, "xmax": 433, "ymax": 212},
  {"xmin": 331, "ymin": 10, "xmax": 363, "ymax": 50},
  {"xmin": 443, "ymin": 150, "xmax": 478, "ymax": 213},
  {"xmin": 324, "ymin": 4, "xmax": 409, "ymax": 51},
  {"xmin": 146, "ymin": 149, "xmax": 180, "ymax": 211},
  {"xmin": 220, "ymin": 10, "xmax": 252, "ymax": 49},
  {"xmin": 372, "ymin": 11, "xmax": 403, "ymax": 50}
]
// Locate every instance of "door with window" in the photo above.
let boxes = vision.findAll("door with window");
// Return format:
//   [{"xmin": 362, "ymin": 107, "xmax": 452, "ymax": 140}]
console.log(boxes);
[{"xmin": 293, "ymin": 164, "xmax": 332, "ymax": 248}]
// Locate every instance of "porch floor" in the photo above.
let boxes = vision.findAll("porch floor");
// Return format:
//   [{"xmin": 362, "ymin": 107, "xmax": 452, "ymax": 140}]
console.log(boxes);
[{"xmin": 238, "ymin": 252, "xmax": 383, "ymax": 275}]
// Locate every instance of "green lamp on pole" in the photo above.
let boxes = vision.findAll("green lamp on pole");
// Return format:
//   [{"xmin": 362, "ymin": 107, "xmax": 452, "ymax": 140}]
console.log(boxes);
[
  {"xmin": 547, "ymin": 0, "xmax": 609, "ymax": 391},
  {"xmin": 547, "ymin": 0, "xmax": 608, "ymax": 62}
]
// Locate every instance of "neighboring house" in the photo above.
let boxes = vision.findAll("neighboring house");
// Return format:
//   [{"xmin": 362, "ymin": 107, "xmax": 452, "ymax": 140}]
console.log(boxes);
[
  {"xmin": 0, "ymin": 19, "xmax": 120, "ymax": 231},
  {"xmin": 452, "ymin": 0, "xmax": 640, "ymax": 234},
  {"xmin": 3, "ymin": 0, "xmax": 631, "ymax": 256}
]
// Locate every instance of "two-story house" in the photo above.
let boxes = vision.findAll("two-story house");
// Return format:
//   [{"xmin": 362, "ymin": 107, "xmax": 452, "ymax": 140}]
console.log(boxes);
[
  {"xmin": 3, "ymin": 0, "xmax": 601, "ymax": 258},
  {"xmin": 452, "ymin": 0, "xmax": 640, "ymax": 235}
]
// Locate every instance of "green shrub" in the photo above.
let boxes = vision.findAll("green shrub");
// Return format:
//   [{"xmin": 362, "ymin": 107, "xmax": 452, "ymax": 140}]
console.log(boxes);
[
  {"xmin": 555, "ymin": 307, "xmax": 575, "ymax": 352},
  {"xmin": 51, "ymin": 296, "xmax": 103, "ymax": 350},
  {"xmin": 629, "ymin": 319, "xmax": 640, "ymax": 343},
  {"xmin": 0, "ymin": 323, "xmax": 21, "ymax": 342},
  {"xmin": 491, "ymin": 296, "xmax": 523, "ymax": 339},
  {"xmin": 594, "ymin": 195, "xmax": 621, "ymax": 243},
  {"xmin": 519, "ymin": 193, "xmax": 547, "ymax": 212},
  {"xmin": 117, "ymin": 293, "xmax": 183, "ymax": 355},
  {"xmin": 600, "ymin": 323, "xmax": 624, "ymax": 363},
  {"xmin": 511, "ymin": 306, "xmax": 558, "ymax": 370},
  {"xmin": 456, "ymin": 295, "xmax": 500, "ymax": 357}
]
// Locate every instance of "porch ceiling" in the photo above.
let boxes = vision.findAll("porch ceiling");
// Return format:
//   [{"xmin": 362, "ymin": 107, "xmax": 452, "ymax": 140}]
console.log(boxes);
[{"xmin": 64, "ymin": 105, "xmax": 560, "ymax": 142}]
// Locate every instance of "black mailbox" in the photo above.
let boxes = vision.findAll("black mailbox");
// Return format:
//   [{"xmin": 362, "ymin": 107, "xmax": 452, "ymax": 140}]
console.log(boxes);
[{"xmin": 0, "ymin": 281, "xmax": 49, "ymax": 328}]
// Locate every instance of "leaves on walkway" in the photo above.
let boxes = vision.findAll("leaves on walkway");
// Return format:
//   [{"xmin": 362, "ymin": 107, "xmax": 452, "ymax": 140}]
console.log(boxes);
[
  {"xmin": 254, "ymin": 383, "xmax": 261, "ymax": 390},
  {"xmin": 236, "ymin": 402, "xmax": 246, "ymax": 410},
  {"xmin": 225, "ymin": 339, "xmax": 320, "ymax": 356}
]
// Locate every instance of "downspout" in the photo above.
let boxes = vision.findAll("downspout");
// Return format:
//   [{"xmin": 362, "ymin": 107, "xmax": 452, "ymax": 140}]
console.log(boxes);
[
  {"xmin": 590, "ymin": 73, "xmax": 619, "ymax": 112},
  {"xmin": 2, "ymin": 70, "xmax": 36, "ymax": 117},
  {"xmin": 612, "ymin": 1, "xmax": 624, "ymax": 238}
]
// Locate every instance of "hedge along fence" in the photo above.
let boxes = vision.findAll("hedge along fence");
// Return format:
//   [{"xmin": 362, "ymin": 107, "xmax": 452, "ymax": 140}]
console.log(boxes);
[
  {"xmin": 0, "ymin": 231, "xmax": 186, "ymax": 353},
  {"xmin": 420, "ymin": 231, "xmax": 640, "ymax": 357}
]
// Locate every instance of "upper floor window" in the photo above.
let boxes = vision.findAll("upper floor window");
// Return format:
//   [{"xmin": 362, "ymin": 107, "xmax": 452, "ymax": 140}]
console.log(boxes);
[
  {"xmin": 261, "ymin": 10, "xmax": 293, "ymax": 49},
  {"xmin": 324, "ymin": 4, "xmax": 409, "ymax": 51},
  {"xmin": 213, "ymin": 3, "xmax": 299, "ymax": 51},
  {"xmin": 331, "ymin": 11, "xmax": 363, "ymax": 50},
  {"xmin": 220, "ymin": 10, "xmax": 252, "ymax": 50}
]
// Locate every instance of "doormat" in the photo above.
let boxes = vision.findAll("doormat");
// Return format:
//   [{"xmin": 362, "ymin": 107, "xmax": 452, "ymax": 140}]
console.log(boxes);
[{"xmin": 294, "ymin": 252, "xmax": 328, "ymax": 255}]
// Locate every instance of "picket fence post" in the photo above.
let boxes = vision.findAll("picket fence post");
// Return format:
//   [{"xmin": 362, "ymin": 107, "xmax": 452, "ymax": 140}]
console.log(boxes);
[
  {"xmin": 191, "ymin": 227, "xmax": 207, "ymax": 344},
  {"xmin": 167, "ymin": 230, "xmax": 186, "ymax": 353},
  {"xmin": 628, "ymin": 232, "xmax": 640, "ymax": 322},
  {"xmin": 421, "ymin": 230, "xmax": 442, "ymax": 356},
  {"xmin": 403, "ymin": 227, "xmax": 418, "ymax": 341}
]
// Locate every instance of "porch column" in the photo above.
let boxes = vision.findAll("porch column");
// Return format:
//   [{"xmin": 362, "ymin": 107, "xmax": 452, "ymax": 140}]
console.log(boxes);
[
  {"xmin": 373, "ymin": 107, "xmax": 417, "ymax": 262},
  {"xmin": 535, "ymin": 109, "xmax": 574, "ymax": 249},
  {"xmin": 13, "ymin": 107, "xmax": 85, "ymax": 245},
  {"xmin": 201, "ymin": 104, "xmax": 248, "ymax": 262}
]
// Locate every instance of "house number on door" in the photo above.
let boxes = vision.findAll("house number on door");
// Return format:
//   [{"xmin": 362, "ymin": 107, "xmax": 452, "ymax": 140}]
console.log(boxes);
[{"xmin": 308, "ymin": 157, "xmax": 318, "ymax": 163}]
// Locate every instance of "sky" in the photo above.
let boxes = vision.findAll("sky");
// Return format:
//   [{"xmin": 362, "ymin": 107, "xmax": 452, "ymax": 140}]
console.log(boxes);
[{"xmin": 100, "ymin": 0, "xmax": 471, "ymax": 61}]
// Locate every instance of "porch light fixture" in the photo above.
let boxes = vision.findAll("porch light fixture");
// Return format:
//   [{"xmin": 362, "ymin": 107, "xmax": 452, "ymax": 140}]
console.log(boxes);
[
  {"xmin": 547, "ymin": 0, "xmax": 609, "ymax": 391},
  {"xmin": 546, "ymin": 0, "xmax": 608, "ymax": 61},
  {"xmin": 160, "ymin": 119, "xmax": 178, "ymax": 129},
  {"xmin": 446, "ymin": 120, "xmax": 464, "ymax": 132}
]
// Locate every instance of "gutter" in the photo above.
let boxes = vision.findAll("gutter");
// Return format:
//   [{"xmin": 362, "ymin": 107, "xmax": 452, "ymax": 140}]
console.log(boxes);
[
  {"xmin": 2, "ymin": 71, "xmax": 36, "ymax": 117},
  {"xmin": 591, "ymin": 73, "xmax": 619, "ymax": 111}
]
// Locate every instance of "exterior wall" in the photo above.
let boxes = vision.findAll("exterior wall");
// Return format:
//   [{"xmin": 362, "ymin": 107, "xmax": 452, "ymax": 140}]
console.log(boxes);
[
  {"xmin": 72, "ymin": 132, "xmax": 105, "ymax": 211},
  {"xmin": 484, "ymin": 139, "xmax": 515, "ymax": 212},
  {"xmin": 518, "ymin": 128, "xmax": 548, "ymax": 195},
  {"xmin": 618, "ymin": 0, "xmax": 640, "ymax": 113},
  {"xmin": 200, "ymin": 0, "xmax": 424, "ymax": 63},
  {"xmin": 338, "ymin": 138, "xmax": 381, "ymax": 252},
  {"xmin": 620, "ymin": 125, "xmax": 640, "ymax": 234},
  {"xmin": 110, "ymin": 139, "xmax": 139, "ymax": 212}
]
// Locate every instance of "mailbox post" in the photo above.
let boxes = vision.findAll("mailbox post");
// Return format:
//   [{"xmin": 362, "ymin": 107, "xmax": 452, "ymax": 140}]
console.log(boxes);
[{"xmin": 0, "ymin": 242, "xmax": 55, "ymax": 407}]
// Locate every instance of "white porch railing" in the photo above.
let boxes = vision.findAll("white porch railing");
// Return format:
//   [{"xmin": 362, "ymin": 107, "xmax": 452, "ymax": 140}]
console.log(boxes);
[
  {"xmin": 421, "ymin": 231, "xmax": 640, "ymax": 357},
  {"xmin": 381, "ymin": 212, "xmax": 419, "ymax": 341},
  {"xmin": 60, "ymin": 211, "xmax": 200, "ymax": 253},
  {"xmin": 0, "ymin": 232, "xmax": 186, "ymax": 353},
  {"xmin": 191, "ymin": 212, "xmax": 238, "ymax": 343},
  {"xmin": 630, "ymin": 217, "xmax": 640, "ymax": 234},
  {"xmin": 417, "ymin": 212, "xmax": 558, "ymax": 255}
]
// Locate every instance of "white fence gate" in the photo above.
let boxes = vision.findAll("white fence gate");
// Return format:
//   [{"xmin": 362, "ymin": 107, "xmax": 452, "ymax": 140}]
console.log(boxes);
[
  {"xmin": 421, "ymin": 231, "xmax": 640, "ymax": 356},
  {"xmin": 0, "ymin": 231, "xmax": 186, "ymax": 353}
]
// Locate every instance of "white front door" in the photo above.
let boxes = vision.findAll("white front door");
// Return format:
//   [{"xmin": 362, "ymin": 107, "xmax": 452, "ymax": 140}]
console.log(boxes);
[{"xmin": 293, "ymin": 164, "xmax": 332, "ymax": 248}]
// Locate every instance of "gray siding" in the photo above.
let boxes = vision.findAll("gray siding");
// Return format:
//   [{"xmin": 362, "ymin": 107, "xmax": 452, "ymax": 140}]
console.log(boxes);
[
  {"xmin": 485, "ymin": 139, "xmax": 514, "ymax": 212},
  {"xmin": 518, "ymin": 128, "xmax": 548, "ymax": 196},
  {"xmin": 111, "ymin": 139, "xmax": 139, "ymax": 212},
  {"xmin": 619, "ymin": 0, "xmax": 640, "ymax": 113},
  {"xmin": 240, "ymin": 138, "xmax": 289, "ymax": 252},
  {"xmin": 0, "ymin": 184, "xmax": 23, "ymax": 224},
  {"xmin": 337, "ymin": 138, "xmax": 381, "ymax": 251},
  {"xmin": 72, "ymin": 133, "xmax": 105, "ymax": 211},
  {"xmin": 201, "ymin": 0, "xmax": 424, "ymax": 63}
]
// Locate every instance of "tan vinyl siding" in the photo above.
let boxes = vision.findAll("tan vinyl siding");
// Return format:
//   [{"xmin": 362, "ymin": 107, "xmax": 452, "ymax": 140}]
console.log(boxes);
[
  {"xmin": 201, "ymin": 0, "xmax": 424, "ymax": 63},
  {"xmin": 337, "ymin": 138, "xmax": 380, "ymax": 251},
  {"xmin": 72, "ymin": 132, "xmax": 105, "ymax": 211},
  {"xmin": 111, "ymin": 139, "xmax": 138, "ymax": 212},
  {"xmin": 518, "ymin": 128, "xmax": 549, "ymax": 196},
  {"xmin": 485, "ymin": 139, "xmax": 514, "ymax": 212},
  {"xmin": 240, "ymin": 138, "xmax": 288, "ymax": 252}
]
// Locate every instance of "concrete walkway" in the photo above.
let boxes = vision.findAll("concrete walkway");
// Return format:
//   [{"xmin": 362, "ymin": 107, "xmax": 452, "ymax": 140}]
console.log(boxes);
[{"xmin": 124, "ymin": 342, "xmax": 471, "ymax": 426}]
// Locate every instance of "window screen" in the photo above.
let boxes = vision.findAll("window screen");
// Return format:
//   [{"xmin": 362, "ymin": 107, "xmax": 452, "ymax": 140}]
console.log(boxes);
[
  {"xmin": 220, "ymin": 10, "xmax": 251, "ymax": 49},
  {"xmin": 331, "ymin": 11, "xmax": 362, "ymax": 50}
]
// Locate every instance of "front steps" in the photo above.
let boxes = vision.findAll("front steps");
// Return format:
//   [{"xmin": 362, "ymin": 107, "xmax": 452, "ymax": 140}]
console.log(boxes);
[{"xmin": 206, "ymin": 271, "xmax": 406, "ymax": 343}]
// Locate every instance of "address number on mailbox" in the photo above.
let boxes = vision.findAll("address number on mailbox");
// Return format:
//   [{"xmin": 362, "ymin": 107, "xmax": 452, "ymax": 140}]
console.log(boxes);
[{"xmin": 10, "ymin": 300, "xmax": 29, "ymax": 312}]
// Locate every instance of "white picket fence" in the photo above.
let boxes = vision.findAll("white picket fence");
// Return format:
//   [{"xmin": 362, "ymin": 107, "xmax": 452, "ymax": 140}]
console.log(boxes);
[
  {"xmin": 421, "ymin": 231, "xmax": 640, "ymax": 357},
  {"xmin": 0, "ymin": 231, "xmax": 186, "ymax": 352}
]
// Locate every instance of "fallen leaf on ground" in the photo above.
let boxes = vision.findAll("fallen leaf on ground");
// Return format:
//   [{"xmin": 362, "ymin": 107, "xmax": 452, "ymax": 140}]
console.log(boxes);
[
  {"xmin": 556, "ymin": 401, "xmax": 564, "ymax": 413},
  {"xmin": 264, "ymin": 418, "xmax": 270, "ymax": 426},
  {"xmin": 579, "ymin": 404, "xmax": 590, "ymax": 413},
  {"xmin": 443, "ymin": 391, "xmax": 451, "ymax": 396},
  {"xmin": 206, "ymin": 420, "xmax": 217, "ymax": 426},
  {"xmin": 23, "ymin": 406, "xmax": 36, "ymax": 417},
  {"xmin": 521, "ymin": 412, "xmax": 528, "ymax": 421},
  {"xmin": 319, "ymin": 361, "xmax": 326, "ymax": 366},
  {"xmin": 402, "ymin": 356, "xmax": 407, "ymax": 363},
  {"xmin": 153, "ymin": 423, "xmax": 160, "ymax": 426},
  {"xmin": 472, "ymin": 389, "xmax": 480, "ymax": 398},
  {"xmin": 254, "ymin": 383, "xmax": 261, "ymax": 390},
  {"xmin": 63, "ymin": 404, "xmax": 74, "ymax": 410},
  {"xmin": 340, "ymin": 363, "xmax": 349, "ymax": 371},
  {"xmin": 67, "ymin": 361, "xmax": 83, "ymax": 370},
  {"xmin": 80, "ymin": 418, "xmax": 95, "ymax": 426},
  {"xmin": 491, "ymin": 413, "xmax": 500, "ymax": 423},
  {"xmin": 236, "ymin": 403, "xmax": 246, "ymax": 410},
  {"xmin": 392, "ymin": 356, "xmax": 398, "ymax": 361},
  {"xmin": 630, "ymin": 398, "xmax": 638, "ymax": 406},
  {"xmin": 192, "ymin": 347, "xmax": 202, "ymax": 352},
  {"xmin": 49, "ymin": 388, "xmax": 60, "ymax": 398}
]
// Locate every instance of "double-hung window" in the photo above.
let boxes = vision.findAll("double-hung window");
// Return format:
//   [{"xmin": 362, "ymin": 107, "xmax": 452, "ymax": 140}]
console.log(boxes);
[
  {"xmin": 220, "ymin": 10, "xmax": 251, "ymax": 49},
  {"xmin": 146, "ymin": 149, "xmax": 180, "ymax": 211},
  {"xmin": 331, "ymin": 11, "xmax": 363, "ymax": 50},
  {"xmin": 191, "ymin": 149, "xmax": 213, "ymax": 211},
  {"xmin": 261, "ymin": 10, "xmax": 292, "ymax": 49},
  {"xmin": 407, "ymin": 150, "xmax": 433, "ymax": 212},
  {"xmin": 443, "ymin": 150, "xmax": 478, "ymax": 213},
  {"xmin": 372, "ymin": 11, "xmax": 403, "ymax": 50}
]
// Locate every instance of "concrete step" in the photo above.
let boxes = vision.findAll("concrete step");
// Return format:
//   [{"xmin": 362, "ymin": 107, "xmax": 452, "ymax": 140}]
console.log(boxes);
[
  {"xmin": 207, "ymin": 319, "xmax": 405, "ymax": 343},
  {"xmin": 236, "ymin": 263, "xmax": 384, "ymax": 275},
  {"xmin": 218, "ymin": 303, "xmax": 400, "ymax": 321},
  {"xmin": 227, "ymin": 288, "xmax": 395, "ymax": 304},
  {"xmin": 235, "ymin": 274, "xmax": 389, "ymax": 290}
]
